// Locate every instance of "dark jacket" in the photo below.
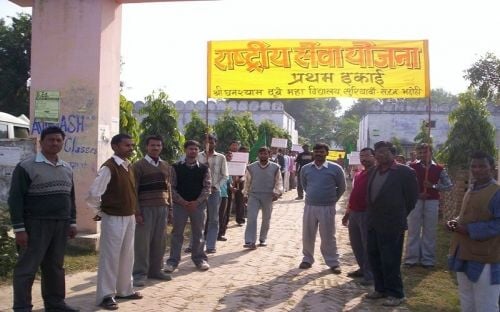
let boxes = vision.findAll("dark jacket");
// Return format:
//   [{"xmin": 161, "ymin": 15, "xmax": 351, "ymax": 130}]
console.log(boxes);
[{"xmin": 367, "ymin": 163, "xmax": 418, "ymax": 233}]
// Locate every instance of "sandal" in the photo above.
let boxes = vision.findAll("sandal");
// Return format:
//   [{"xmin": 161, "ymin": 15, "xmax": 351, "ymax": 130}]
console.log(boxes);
[{"xmin": 116, "ymin": 291, "xmax": 143, "ymax": 300}]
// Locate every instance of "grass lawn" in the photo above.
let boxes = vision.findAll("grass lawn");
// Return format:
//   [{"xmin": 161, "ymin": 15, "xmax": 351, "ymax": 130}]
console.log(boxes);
[{"xmin": 403, "ymin": 224, "xmax": 460, "ymax": 312}]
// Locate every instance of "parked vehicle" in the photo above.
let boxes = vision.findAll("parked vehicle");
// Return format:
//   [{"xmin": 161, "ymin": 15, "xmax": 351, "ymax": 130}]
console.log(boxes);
[{"xmin": 0, "ymin": 112, "xmax": 30, "ymax": 139}]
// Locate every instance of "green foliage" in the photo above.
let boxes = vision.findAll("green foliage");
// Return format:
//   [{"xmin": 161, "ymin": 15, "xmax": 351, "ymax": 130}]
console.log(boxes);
[
  {"xmin": 139, "ymin": 90, "xmax": 184, "ymax": 163},
  {"xmin": 413, "ymin": 120, "xmax": 433, "ymax": 145},
  {"xmin": 237, "ymin": 112, "xmax": 258, "ymax": 148},
  {"xmin": 213, "ymin": 109, "xmax": 258, "ymax": 152},
  {"xmin": 0, "ymin": 205, "xmax": 17, "ymax": 278},
  {"xmin": 436, "ymin": 92, "xmax": 496, "ymax": 170},
  {"xmin": 332, "ymin": 116, "xmax": 359, "ymax": 150},
  {"xmin": 257, "ymin": 120, "xmax": 290, "ymax": 148},
  {"xmin": 184, "ymin": 111, "xmax": 210, "ymax": 144},
  {"xmin": 0, "ymin": 13, "xmax": 31, "ymax": 116},
  {"xmin": 390, "ymin": 137, "xmax": 404, "ymax": 154},
  {"xmin": 119, "ymin": 94, "xmax": 142, "ymax": 161},
  {"xmin": 282, "ymin": 99, "xmax": 340, "ymax": 143},
  {"xmin": 463, "ymin": 52, "xmax": 500, "ymax": 104}
]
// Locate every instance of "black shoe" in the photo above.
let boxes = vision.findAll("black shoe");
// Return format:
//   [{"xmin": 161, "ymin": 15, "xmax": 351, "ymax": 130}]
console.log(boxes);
[
  {"xmin": 206, "ymin": 248, "xmax": 217, "ymax": 254},
  {"xmin": 347, "ymin": 269, "xmax": 364, "ymax": 278},
  {"xmin": 403, "ymin": 263, "xmax": 418, "ymax": 268},
  {"xmin": 421, "ymin": 264, "xmax": 435, "ymax": 269},
  {"xmin": 299, "ymin": 261, "xmax": 312, "ymax": 269},
  {"xmin": 99, "ymin": 297, "xmax": 118, "ymax": 310},
  {"xmin": 184, "ymin": 247, "xmax": 192, "ymax": 253},
  {"xmin": 295, "ymin": 196, "xmax": 303, "ymax": 200},
  {"xmin": 217, "ymin": 236, "xmax": 228, "ymax": 241},
  {"xmin": 243, "ymin": 242, "xmax": 257, "ymax": 250},
  {"xmin": 116, "ymin": 292, "xmax": 143, "ymax": 300},
  {"xmin": 330, "ymin": 266, "xmax": 341, "ymax": 274}
]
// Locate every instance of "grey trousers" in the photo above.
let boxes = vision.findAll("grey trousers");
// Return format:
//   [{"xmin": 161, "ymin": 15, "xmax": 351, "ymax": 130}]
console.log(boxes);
[
  {"xmin": 13, "ymin": 219, "xmax": 69, "ymax": 311},
  {"xmin": 167, "ymin": 203, "xmax": 207, "ymax": 267},
  {"xmin": 404, "ymin": 199, "xmax": 439, "ymax": 266},
  {"xmin": 348, "ymin": 210, "xmax": 373, "ymax": 281},
  {"xmin": 244, "ymin": 193, "xmax": 274, "ymax": 244},
  {"xmin": 302, "ymin": 203, "xmax": 339, "ymax": 267},
  {"xmin": 133, "ymin": 205, "xmax": 168, "ymax": 281}
]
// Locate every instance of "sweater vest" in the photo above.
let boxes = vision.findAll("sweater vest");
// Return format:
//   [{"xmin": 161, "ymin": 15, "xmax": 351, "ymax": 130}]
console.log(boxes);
[
  {"xmin": 409, "ymin": 162, "xmax": 443, "ymax": 200},
  {"xmin": 100, "ymin": 158, "xmax": 137, "ymax": 216},
  {"xmin": 173, "ymin": 162, "xmax": 208, "ymax": 201},
  {"xmin": 247, "ymin": 161, "xmax": 280, "ymax": 194},
  {"xmin": 133, "ymin": 158, "xmax": 171, "ymax": 207},
  {"xmin": 449, "ymin": 183, "xmax": 500, "ymax": 263}
]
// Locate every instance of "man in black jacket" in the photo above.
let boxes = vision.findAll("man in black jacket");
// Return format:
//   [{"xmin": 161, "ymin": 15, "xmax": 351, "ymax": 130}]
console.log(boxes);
[{"xmin": 365, "ymin": 141, "xmax": 418, "ymax": 307}]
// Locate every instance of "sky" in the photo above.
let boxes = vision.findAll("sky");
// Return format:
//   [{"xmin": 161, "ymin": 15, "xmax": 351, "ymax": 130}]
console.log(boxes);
[{"xmin": 2, "ymin": 0, "xmax": 500, "ymax": 110}]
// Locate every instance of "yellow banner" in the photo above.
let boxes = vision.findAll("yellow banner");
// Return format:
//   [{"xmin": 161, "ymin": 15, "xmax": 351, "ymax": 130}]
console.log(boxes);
[
  {"xmin": 326, "ymin": 151, "xmax": 345, "ymax": 161},
  {"xmin": 207, "ymin": 39, "xmax": 429, "ymax": 99}
]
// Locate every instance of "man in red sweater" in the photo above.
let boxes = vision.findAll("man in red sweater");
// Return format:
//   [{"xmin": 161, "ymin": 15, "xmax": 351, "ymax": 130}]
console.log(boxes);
[{"xmin": 342, "ymin": 147, "xmax": 375, "ymax": 285}]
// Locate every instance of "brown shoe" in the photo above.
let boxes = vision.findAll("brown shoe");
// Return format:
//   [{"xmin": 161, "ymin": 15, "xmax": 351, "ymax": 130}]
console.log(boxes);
[
  {"xmin": 116, "ymin": 292, "xmax": 143, "ymax": 300},
  {"xmin": 330, "ymin": 266, "xmax": 341, "ymax": 274}
]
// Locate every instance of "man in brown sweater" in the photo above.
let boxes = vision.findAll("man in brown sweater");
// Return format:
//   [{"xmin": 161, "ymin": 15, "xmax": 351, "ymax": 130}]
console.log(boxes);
[
  {"xmin": 87, "ymin": 134, "xmax": 142, "ymax": 310},
  {"xmin": 132, "ymin": 135, "xmax": 172, "ymax": 286}
]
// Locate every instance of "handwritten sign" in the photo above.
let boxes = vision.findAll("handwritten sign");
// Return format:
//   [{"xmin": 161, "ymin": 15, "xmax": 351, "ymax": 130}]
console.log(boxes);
[
  {"xmin": 271, "ymin": 138, "xmax": 288, "ymax": 148},
  {"xmin": 227, "ymin": 161, "xmax": 247, "ymax": 176}
]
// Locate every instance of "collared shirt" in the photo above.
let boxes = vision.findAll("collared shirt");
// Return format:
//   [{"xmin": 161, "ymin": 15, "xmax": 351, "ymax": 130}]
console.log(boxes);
[
  {"xmin": 86, "ymin": 155, "xmax": 131, "ymax": 211},
  {"xmin": 448, "ymin": 179, "xmax": 500, "ymax": 284},
  {"xmin": 313, "ymin": 160, "xmax": 329, "ymax": 170},
  {"xmin": 171, "ymin": 159, "xmax": 211, "ymax": 206},
  {"xmin": 198, "ymin": 150, "xmax": 228, "ymax": 191},
  {"xmin": 144, "ymin": 154, "xmax": 161, "ymax": 167},
  {"xmin": 35, "ymin": 152, "xmax": 68, "ymax": 167},
  {"xmin": 242, "ymin": 161, "xmax": 283, "ymax": 196}
]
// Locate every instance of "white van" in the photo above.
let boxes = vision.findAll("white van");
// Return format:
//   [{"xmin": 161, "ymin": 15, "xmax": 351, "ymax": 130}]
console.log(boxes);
[{"xmin": 0, "ymin": 112, "xmax": 30, "ymax": 139}]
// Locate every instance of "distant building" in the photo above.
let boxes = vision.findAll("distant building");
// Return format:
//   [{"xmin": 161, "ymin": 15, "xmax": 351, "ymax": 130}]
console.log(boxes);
[
  {"xmin": 357, "ymin": 101, "xmax": 500, "ymax": 155},
  {"xmin": 134, "ymin": 100, "xmax": 299, "ymax": 144}
]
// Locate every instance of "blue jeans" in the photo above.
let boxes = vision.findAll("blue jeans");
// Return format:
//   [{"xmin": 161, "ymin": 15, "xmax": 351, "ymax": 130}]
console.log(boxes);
[
  {"xmin": 205, "ymin": 190, "xmax": 221, "ymax": 249},
  {"xmin": 167, "ymin": 203, "xmax": 207, "ymax": 267}
]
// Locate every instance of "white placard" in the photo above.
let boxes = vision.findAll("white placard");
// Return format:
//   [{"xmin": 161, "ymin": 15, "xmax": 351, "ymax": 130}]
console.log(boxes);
[
  {"xmin": 230, "ymin": 152, "xmax": 249, "ymax": 163},
  {"xmin": 0, "ymin": 147, "xmax": 22, "ymax": 167},
  {"xmin": 271, "ymin": 137, "xmax": 288, "ymax": 148},
  {"xmin": 227, "ymin": 161, "xmax": 247, "ymax": 176},
  {"xmin": 347, "ymin": 152, "xmax": 361, "ymax": 165},
  {"xmin": 291, "ymin": 144, "xmax": 303, "ymax": 152}
]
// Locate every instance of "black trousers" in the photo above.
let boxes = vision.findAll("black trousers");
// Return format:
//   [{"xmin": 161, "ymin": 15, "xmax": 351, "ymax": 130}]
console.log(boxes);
[
  {"xmin": 367, "ymin": 228, "xmax": 405, "ymax": 299},
  {"xmin": 13, "ymin": 219, "xmax": 69, "ymax": 311},
  {"xmin": 217, "ymin": 197, "xmax": 229, "ymax": 237}
]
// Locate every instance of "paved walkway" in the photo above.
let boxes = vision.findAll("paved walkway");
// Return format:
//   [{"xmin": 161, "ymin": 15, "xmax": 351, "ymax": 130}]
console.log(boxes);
[{"xmin": 0, "ymin": 190, "xmax": 409, "ymax": 312}]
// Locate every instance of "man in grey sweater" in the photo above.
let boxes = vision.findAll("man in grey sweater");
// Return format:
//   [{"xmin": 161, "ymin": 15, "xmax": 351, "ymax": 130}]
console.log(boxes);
[
  {"xmin": 299, "ymin": 143, "xmax": 346, "ymax": 274},
  {"xmin": 243, "ymin": 146, "xmax": 283, "ymax": 249}
]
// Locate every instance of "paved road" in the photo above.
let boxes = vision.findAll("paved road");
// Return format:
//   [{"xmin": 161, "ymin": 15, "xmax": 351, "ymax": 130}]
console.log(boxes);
[{"xmin": 0, "ymin": 190, "xmax": 409, "ymax": 311}]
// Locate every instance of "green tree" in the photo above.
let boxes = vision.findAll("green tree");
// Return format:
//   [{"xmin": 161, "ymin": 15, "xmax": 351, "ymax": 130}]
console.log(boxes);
[
  {"xmin": 333, "ymin": 116, "xmax": 359, "ymax": 150},
  {"xmin": 236, "ymin": 112, "xmax": 258, "ymax": 148},
  {"xmin": 0, "ymin": 13, "xmax": 31, "ymax": 116},
  {"xmin": 139, "ymin": 90, "xmax": 184, "ymax": 163},
  {"xmin": 213, "ymin": 109, "xmax": 250, "ymax": 152},
  {"xmin": 257, "ymin": 120, "xmax": 291, "ymax": 148},
  {"xmin": 436, "ymin": 92, "xmax": 496, "ymax": 170},
  {"xmin": 463, "ymin": 52, "xmax": 500, "ymax": 104},
  {"xmin": 390, "ymin": 137, "xmax": 404, "ymax": 155},
  {"xmin": 119, "ymin": 94, "xmax": 142, "ymax": 161},
  {"xmin": 184, "ymin": 111, "xmax": 210, "ymax": 143},
  {"xmin": 413, "ymin": 120, "xmax": 433, "ymax": 145},
  {"xmin": 282, "ymin": 99, "xmax": 340, "ymax": 143}
]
